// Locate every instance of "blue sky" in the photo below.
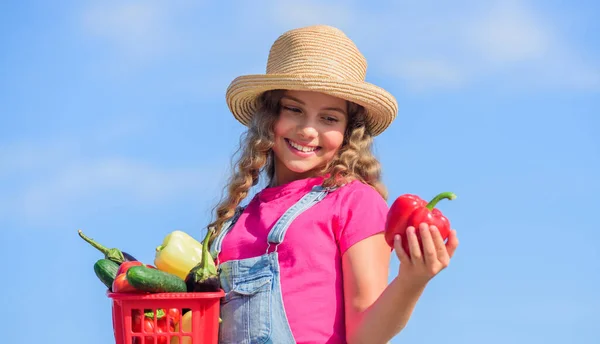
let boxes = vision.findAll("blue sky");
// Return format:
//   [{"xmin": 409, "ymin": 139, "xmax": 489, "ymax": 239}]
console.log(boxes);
[{"xmin": 1, "ymin": 0, "xmax": 599, "ymax": 343}]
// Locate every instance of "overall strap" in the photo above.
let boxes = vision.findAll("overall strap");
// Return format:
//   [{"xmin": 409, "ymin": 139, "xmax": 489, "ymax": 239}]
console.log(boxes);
[
  {"xmin": 266, "ymin": 185, "xmax": 335, "ymax": 252},
  {"xmin": 209, "ymin": 206, "xmax": 245, "ymax": 260}
]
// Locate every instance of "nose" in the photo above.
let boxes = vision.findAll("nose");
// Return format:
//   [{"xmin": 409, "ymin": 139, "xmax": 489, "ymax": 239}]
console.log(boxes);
[{"xmin": 296, "ymin": 120, "xmax": 318, "ymax": 140}]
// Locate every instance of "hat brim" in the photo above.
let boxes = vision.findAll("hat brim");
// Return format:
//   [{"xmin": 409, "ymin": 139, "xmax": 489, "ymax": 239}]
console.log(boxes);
[{"xmin": 225, "ymin": 74, "xmax": 398, "ymax": 136}]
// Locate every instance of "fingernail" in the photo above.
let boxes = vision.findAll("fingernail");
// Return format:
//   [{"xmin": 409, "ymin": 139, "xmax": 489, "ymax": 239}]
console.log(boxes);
[{"xmin": 395, "ymin": 234, "xmax": 400, "ymax": 241}]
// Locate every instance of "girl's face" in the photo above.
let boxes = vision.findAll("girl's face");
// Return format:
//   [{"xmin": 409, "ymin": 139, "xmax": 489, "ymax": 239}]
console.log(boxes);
[{"xmin": 271, "ymin": 90, "xmax": 348, "ymax": 186}]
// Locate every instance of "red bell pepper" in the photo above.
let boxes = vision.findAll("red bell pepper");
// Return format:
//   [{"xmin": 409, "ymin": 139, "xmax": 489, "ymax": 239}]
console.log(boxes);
[
  {"xmin": 385, "ymin": 191, "xmax": 456, "ymax": 255},
  {"xmin": 132, "ymin": 309, "xmax": 166, "ymax": 344},
  {"xmin": 116, "ymin": 261, "xmax": 143, "ymax": 276},
  {"xmin": 163, "ymin": 308, "xmax": 181, "ymax": 329},
  {"xmin": 132, "ymin": 308, "xmax": 181, "ymax": 344},
  {"xmin": 112, "ymin": 273, "xmax": 139, "ymax": 293},
  {"xmin": 112, "ymin": 261, "xmax": 155, "ymax": 293}
]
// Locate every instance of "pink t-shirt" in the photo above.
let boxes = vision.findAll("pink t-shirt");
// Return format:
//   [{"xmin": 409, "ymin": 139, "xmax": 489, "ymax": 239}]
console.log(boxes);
[{"xmin": 218, "ymin": 176, "xmax": 389, "ymax": 344}]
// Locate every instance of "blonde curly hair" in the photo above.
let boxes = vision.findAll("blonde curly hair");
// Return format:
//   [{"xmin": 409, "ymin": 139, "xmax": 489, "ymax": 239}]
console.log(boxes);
[{"xmin": 207, "ymin": 90, "xmax": 387, "ymax": 243}]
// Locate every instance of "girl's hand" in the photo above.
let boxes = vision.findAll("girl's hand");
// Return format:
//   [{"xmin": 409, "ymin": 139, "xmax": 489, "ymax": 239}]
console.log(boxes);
[{"xmin": 394, "ymin": 222, "xmax": 459, "ymax": 287}]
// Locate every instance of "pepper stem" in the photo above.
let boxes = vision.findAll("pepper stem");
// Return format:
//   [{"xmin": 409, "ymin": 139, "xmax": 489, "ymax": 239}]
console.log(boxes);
[
  {"xmin": 425, "ymin": 192, "xmax": 457, "ymax": 210},
  {"xmin": 78, "ymin": 229, "xmax": 109, "ymax": 254},
  {"xmin": 144, "ymin": 309, "xmax": 166, "ymax": 319}
]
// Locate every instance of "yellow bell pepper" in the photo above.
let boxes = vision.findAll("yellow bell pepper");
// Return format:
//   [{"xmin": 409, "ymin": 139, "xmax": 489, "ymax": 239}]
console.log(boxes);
[
  {"xmin": 170, "ymin": 312, "xmax": 222, "ymax": 344},
  {"xmin": 170, "ymin": 311, "xmax": 192, "ymax": 344},
  {"xmin": 154, "ymin": 230, "xmax": 204, "ymax": 280}
]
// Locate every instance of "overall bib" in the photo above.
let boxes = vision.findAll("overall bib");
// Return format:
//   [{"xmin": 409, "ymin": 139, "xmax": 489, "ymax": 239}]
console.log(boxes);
[{"xmin": 209, "ymin": 185, "xmax": 334, "ymax": 344}]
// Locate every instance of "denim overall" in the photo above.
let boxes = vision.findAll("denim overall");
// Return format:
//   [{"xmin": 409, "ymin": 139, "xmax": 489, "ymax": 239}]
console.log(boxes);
[{"xmin": 209, "ymin": 185, "xmax": 334, "ymax": 344}]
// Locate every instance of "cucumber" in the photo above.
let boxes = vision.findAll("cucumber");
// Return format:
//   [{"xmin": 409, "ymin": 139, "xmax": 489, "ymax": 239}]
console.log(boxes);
[
  {"xmin": 126, "ymin": 266, "xmax": 187, "ymax": 293},
  {"xmin": 94, "ymin": 259, "xmax": 120, "ymax": 290}
]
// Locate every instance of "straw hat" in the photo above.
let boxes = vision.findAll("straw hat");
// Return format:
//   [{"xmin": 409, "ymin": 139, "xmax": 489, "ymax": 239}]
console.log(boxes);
[{"xmin": 225, "ymin": 25, "xmax": 398, "ymax": 136}]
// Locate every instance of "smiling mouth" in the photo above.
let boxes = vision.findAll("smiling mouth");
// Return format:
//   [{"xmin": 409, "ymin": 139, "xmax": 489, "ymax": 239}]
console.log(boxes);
[{"xmin": 285, "ymin": 138, "xmax": 321, "ymax": 153}]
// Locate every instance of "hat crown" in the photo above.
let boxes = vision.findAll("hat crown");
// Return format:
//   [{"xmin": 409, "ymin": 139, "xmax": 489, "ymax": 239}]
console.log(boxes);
[{"xmin": 266, "ymin": 25, "xmax": 367, "ymax": 82}]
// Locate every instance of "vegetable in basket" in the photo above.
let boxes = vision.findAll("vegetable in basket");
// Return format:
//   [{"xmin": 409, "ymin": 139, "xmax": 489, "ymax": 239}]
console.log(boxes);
[
  {"xmin": 78, "ymin": 229, "xmax": 137, "ymax": 264},
  {"xmin": 126, "ymin": 265, "xmax": 187, "ymax": 293},
  {"xmin": 184, "ymin": 228, "xmax": 220, "ymax": 292},
  {"xmin": 93, "ymin": 259, "xmax": 119, "ymax": 290},
  {"xmin": 112, "ymin": 261, "xmax": 148, "ymax": 293},
  {"xmin": 170, "ymin": 311, "xmax": 192, "ymax": 344},
  {"xmin": 132, "ymin": 308, "xmax": 181, "ymax": 344},
  {"xmin": 170, "ymin": 311, "xmax": 221, "ymax": 344},
  {"xmin": 154, "ymin": 230, "xmax": 204, "ymax": 280}
]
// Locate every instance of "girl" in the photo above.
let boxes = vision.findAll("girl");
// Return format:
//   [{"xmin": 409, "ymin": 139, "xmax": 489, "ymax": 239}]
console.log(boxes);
[{"xmin": 207, "ymin": 25, "xmax": 459, "ymax": 344}]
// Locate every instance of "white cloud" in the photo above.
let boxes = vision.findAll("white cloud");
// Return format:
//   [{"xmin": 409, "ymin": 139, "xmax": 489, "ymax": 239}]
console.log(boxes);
[
  {"xmin": 461, "ymin": 1, "xmax": 600, "ymax": 91},
  {"xmin": 317, "ymin": 0, "xmax": 599, "ymax": 92},
  {"xmin": 466, "ymin": 1, "xmax": 551, "ymax": 63},
  {"xmin": 0, "ymin": 118, "xmax": 229, "ymax": 227},
  {"xmin": 0, "ymin": 140, "xmax": 74, "ymax": 176},
  {"xmin": 81, "ymin": 2, "xmax": 170, "ymax": 58},
  {"xmin": 0, "ymin": 118, "xmax": 150, "ymax": 179},
  {"xmin": 391, "ymin": 59, "xmax": 465, "ymax": 92},
  {"xmin": 14, "ymin": 158, "xmax": 217, "ymax": 217},
  {"xmin": 0, "ymin": 150, "xmax": 227, "ymax": 227},
  {"xmin": 271, "ymin": 1, "xmax": 356, "ymax": 29},
  {"xmin": 76, "ymin": 0, "xmax": 598, "ymax": 92}
]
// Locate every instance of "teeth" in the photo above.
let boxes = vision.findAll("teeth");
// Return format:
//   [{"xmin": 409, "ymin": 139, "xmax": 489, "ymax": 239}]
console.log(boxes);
[{"xmin": 288, "ymin": 140, "xmax": 317, "ymax": 152}]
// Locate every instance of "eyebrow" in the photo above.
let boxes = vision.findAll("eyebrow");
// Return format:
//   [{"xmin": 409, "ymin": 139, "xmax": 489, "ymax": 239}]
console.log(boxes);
[{"xmin": 281, "ymin": 95, "xmax": 347, "ymax": 115}]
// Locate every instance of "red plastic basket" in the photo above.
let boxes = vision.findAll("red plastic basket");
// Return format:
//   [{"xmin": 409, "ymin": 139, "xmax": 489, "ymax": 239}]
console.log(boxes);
[{"xmin": 108, "ymin": 290, "xmax": 224, "ymax": 344}]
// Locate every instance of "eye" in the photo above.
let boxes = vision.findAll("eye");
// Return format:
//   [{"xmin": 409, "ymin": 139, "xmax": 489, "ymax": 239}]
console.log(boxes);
[
  {"xmin": 283, "ymin": 106, "xmax": 301, "ymax": 113},
  {"xmin": 322, "ymin": 115, "xmax": 339, "ymax": 123}
]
